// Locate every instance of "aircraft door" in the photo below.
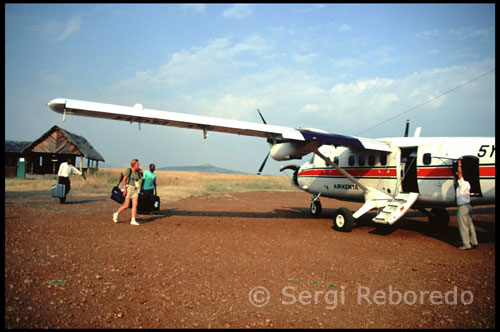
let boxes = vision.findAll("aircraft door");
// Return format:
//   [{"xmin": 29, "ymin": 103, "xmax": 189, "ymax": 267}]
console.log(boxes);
[
  {"xmin": 453, "ymin": 155, "xmax": 482, "ymax": 197},
  {"xmin": 400, "ymin": 147, "xmax": 419, "ymax": 193}
]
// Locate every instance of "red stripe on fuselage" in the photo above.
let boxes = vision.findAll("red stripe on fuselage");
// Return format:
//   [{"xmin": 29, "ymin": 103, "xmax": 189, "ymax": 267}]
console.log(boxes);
[
  {"xmin": 298, "ymin": 165, "xmax": 495, "ymax": 179},
  {"xmin": 417, "ymin": 168, "xmax": 453, "ymax": 177},
  {"xmin": 479, "ymin": 165, "xmax": 495, "ymax": 177},
  {"xmin": 298, "ymin": 168, "xmax": 396, "ymax": 178}
]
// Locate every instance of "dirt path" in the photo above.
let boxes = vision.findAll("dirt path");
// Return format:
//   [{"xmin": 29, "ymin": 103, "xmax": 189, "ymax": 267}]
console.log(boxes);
[{"xmin": 5, "ymin": 190, "xmax": 495, "ymax": 328}]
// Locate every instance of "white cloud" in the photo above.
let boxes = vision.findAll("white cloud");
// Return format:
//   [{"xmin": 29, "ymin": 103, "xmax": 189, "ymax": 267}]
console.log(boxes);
[
  {"xmin": 293, "ymin": 52, "xmax": 319, "ymax": 64},
  {"xmin": 338, "ymin": 24, "xmax": 352, "ymax": 32},
  {"xmin": 417, "ymin": 29, "xmax": 442, "ymax": 39},
  {"xmin": 39, "ymin": 16, "xmax": 82, "ymax": 42},
  {"xmin": 222, "ymin": 4, "xmax": 253, "ymax": 20},
  {"xmin": 331, "ymin": 58, "xmax": 364, "ymax": 69},
  {"xmin": 53, "ymin": 17, "xmax": 82, "ymax": 42},
  {"xmin": 110, "ymin": 31, "xmax": 494, "ymax": 138},
  {"xmin": 449, "ymin": 27, "xmax": 492, "ymax": 39},
  {"xmin": 112, "ymin": 36, "xmax": 273, "ymax": 93},
  {"xmin": 181, "ymin": 4, "xmax": 206, "ymax": 13},
  {"xmin": 418, "ymin": 26, "xmax": 492, "ymax": 40},
  {"xmin": 299, "ymin": 104, "xmax": 321, "ymax": 113}
]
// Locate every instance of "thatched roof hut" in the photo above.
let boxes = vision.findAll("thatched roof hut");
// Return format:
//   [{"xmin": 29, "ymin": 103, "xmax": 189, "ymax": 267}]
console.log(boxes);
[{"xmin": 13, "ymin": 125, "xmax": 105, "ymax": 176}]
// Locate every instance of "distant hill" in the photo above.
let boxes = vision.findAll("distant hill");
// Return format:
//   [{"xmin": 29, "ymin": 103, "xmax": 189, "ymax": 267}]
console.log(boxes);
[{"xmin": 157, "ymin": 163, "xmax": 247, "ymax": 175}]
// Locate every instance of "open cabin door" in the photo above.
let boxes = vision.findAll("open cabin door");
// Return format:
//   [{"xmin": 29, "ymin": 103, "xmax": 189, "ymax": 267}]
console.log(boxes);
[
  {"xmin": 453, "ymin": 155, "xmax": 482, "ymax": 197},
  {"xmin": 400, "ymin": 147, "xmax": 419, "ymax": 193}
]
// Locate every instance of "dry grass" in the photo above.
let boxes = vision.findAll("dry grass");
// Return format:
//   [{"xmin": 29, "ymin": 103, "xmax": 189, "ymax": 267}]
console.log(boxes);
[{"xmin": 5, "ymin": 169, "xmax": 296, "ymax": 203}]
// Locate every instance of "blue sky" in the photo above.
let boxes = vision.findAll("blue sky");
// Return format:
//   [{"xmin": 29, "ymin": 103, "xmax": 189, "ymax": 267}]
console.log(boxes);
[{"xmin": 5, "ymin": 4, "xmax": 495, "ymax": 174}]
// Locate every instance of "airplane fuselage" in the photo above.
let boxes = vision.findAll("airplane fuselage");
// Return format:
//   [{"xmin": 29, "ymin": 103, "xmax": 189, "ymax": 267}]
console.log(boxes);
[{"xmin": 296, "ymin": 137, "xmax": 495, "ymax": 208}]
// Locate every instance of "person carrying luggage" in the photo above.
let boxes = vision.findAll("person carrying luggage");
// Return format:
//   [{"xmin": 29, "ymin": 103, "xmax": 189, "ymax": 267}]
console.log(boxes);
[
  {"xmin": 57, "ymin": 158, "xmax": 86, "ymax": 204},
  {"xmin": 141, "ymin": 163, "xmax": 157, "ymax": 214},
  {"xmin": 113, "ymin": 159, "xmax": 143, "ymax": 225}
]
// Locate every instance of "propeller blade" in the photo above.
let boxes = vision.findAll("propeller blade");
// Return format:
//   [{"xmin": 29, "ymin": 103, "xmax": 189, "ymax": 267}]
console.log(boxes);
[
  {"xmin": 404, "ymin": 119, "xmax": 410, "ymax": 137},
  {"xmin": 257, "ymin": 109, "xmax": 267, "ymax": 125},
  {"xmin": 257, "ymin": 152, "xmax": 270, "ymax": 175}
]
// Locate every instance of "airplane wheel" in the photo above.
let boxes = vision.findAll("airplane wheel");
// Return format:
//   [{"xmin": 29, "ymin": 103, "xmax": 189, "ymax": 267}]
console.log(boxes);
[
  {"xmin": 333, "ymin": 208, "xmax": 354, "ymax": 232},
  {"xmin": 310, "ymin": 200, "xmax": 322, "ymax": 217},
  {"xmin": 429, "ymin": 208, "xmax": 449, "ymax": 231}
]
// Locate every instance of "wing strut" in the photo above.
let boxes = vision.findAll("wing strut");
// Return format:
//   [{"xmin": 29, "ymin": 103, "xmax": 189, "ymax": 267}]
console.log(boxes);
[
  {"xmin": 313, "ymin": 148, "xmax": 368, "ymax": 191},
  {"xmin": 313, "ymin": 148, "xmax": 395, "ymax": 219}
]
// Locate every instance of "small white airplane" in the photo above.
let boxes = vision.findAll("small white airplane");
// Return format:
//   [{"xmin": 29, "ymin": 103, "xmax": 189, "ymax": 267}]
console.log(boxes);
[{"xmin": 47, "ymin": 98, "xmax": 495, "ymax": 232}]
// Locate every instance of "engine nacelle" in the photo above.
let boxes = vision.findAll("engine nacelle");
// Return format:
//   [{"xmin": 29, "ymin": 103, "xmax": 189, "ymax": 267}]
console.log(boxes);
[{"xmin": 270, "ymin": 141, "xmax": 321, "ymax": 161}]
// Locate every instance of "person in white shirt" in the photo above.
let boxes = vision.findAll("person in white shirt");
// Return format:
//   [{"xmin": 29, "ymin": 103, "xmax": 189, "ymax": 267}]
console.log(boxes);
[
  {"xmin": 455, "ymin": 158, "xmax": 478, "ymax": 250},
  {"xmin": 57, "ymin": 158, "xmax": 86, "ymax": 204}
]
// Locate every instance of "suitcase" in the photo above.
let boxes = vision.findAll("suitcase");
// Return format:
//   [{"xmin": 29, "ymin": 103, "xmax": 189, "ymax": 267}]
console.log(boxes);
[
  {"xmin": 51, "ymin": 184, "xmax": 66, "ymax": 198},
  {"xmin": 134, "ymin": 193, "xmax": 160, "ymax": 213}
]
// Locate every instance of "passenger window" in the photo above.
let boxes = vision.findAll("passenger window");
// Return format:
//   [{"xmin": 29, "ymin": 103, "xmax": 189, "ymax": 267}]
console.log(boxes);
[
  {"xmin": 348, "ymin": 155, "xmax": 355, "ymax": 166},
  {"xmin": 358, "ymin": 154, "xmax": 365, "ymax": 166},
  {"xmin": 368, "ymin": 154, "xmax": 376, "ymax": 166},
  {"xmin": 334, "ymin": 157, "xmax": 339, "ymax": 165},
  {"xmin": 423, "ymin": 153, "xmax": 432, "ymax": 165},
  {"xmin": 380, "ymin": 153, "xmax": 387, "ymax": 166}
]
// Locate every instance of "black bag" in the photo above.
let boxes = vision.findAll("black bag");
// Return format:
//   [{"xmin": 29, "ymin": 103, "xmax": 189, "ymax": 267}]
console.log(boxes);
[
  {"xmin": 134, "ymin": 193, "xmax": 160, "ymax": 213},
  {"xmin": 110, "ymin": 174, "xmax": 125, "ymax": 204}
]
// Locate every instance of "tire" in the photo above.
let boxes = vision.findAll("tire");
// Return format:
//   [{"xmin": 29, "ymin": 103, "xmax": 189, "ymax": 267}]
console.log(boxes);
[
  {"xmin": 429, "ymin": 208, "xmax": 449, "ymax": 231},
  {"xmin": 310, "ymin": 200, "xmax": 322, "ymax": 217},
  {"xmin": 333, "ymin": 208, "xmax": 354, "ymax": 232}
]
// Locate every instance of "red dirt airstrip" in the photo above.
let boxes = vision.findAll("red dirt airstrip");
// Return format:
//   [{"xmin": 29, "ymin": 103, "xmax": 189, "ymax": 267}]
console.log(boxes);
[{"xmin": 5, "ymin": 189, "xmax": 495, "ymax": 328}]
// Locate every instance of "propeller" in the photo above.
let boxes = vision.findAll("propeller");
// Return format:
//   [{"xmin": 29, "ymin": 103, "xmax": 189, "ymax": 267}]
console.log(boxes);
[
  {"xmin": 257, "ymin": 109, "xmax": 267, "ymax": 124},
  {"xmin": 404, "ymin": 119, "xmax": 410, "ymax": 137},
  {"xmin": 257, "ymin": 152, "xmax": 270, "ymax": 175},
  {"xmin": 257, "ymin": 109, "xmax": 271, "ymax": 175}
]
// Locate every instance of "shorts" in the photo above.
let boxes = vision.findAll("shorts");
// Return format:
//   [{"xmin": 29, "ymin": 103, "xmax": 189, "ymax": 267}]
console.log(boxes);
[{"xmin": 125, "ymin": 185, "xmax": 139, "ymax": 199}]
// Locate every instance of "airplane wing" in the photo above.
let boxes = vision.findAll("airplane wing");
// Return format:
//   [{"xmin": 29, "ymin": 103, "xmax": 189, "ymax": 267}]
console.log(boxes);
[{"xmin": 46, "ymin": 98, "xmax": 391, "ymax": 152}]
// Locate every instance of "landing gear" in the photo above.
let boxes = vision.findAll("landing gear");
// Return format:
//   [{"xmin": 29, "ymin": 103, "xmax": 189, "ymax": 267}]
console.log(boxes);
[
  {"xmin": 310, "ymin": 200, "xmax": 322, "ymax": 217},
  {"xmin": 428, "ymin": 207, "xmax": 449, "ymax": 231},
  {"xmin": 333, "ymin": 208, "xmax": 354, "ymax": 232},
  {"xmin": 309, "ymin": 194, "xmax": 322, "ymax": 217}
]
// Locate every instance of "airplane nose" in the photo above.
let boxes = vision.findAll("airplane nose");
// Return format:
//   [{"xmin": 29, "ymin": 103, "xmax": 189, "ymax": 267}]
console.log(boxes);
[{"xmin": 280, "ymin": 164, "xmax": 300, "ymax": 187}]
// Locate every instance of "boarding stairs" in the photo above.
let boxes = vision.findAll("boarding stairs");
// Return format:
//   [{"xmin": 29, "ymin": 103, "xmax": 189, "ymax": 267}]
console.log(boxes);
[{"xmin": 372, "ymin": 192, "xmax": 419, "ymax": 225}]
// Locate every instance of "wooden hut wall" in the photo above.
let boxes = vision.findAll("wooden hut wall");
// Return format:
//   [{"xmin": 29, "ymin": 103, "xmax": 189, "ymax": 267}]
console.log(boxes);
[{"xmin": 26, "ymin": 153, "xmax": 77, "ymax": 175}]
